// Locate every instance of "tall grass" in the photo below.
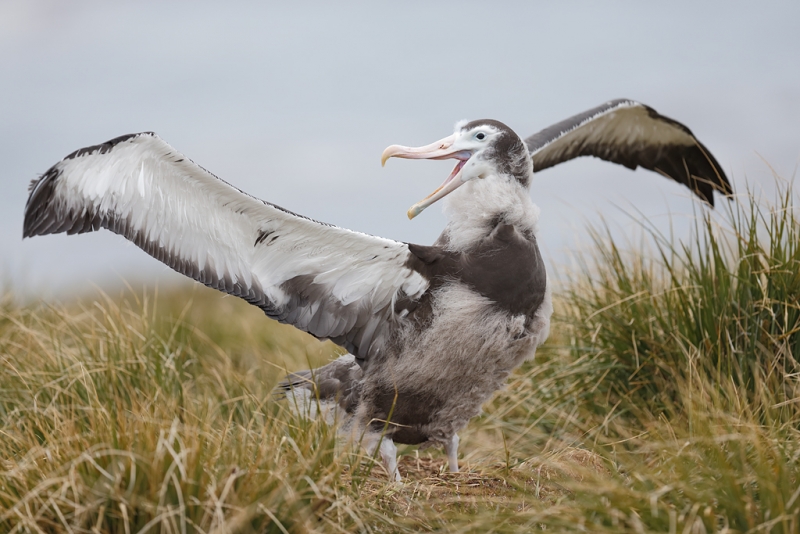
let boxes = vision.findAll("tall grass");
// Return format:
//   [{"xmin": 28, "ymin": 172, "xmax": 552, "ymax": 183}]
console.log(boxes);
[
  {"xmin": 0, "ymin": 290, "xmax": 360, "ymax": 533},
  {"xmin": 540, "ymin": 181, "xmax": 800, "ymax": 532},
  {"xmin": 563, "ymin": 184, "xmax": 800, "ymax": 414},
  {"xmin": 1, "ymin": 181, "xmax": 799, "ymax": 532}
]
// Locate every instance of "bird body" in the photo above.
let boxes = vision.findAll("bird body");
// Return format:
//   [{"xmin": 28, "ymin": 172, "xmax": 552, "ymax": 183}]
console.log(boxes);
[
  {"xmin": 22, "ymin": 99, "xmax": 732, "ymax": 481},
  {"xmin": 281, "ymin": 120, "xmax": 551, "ymax": 479}
]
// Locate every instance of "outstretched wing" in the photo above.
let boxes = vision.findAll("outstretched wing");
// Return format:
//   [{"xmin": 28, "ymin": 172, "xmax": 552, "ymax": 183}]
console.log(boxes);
[
  {"xmin": 23, "ymin": 132, "xmax": 428, "ymax": 361},
  {"xmin": 524, "ymin": 99, "xmax": 732, "ymax": 205}
]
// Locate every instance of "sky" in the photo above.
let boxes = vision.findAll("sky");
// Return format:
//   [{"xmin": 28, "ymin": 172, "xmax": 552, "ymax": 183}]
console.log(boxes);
[{"xmin": 2, "ymin": 1, "xmax": 799, "ymax": 299}]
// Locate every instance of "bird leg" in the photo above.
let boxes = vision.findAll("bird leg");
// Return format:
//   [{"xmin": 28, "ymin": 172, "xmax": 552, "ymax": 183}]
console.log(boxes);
[
  {"xmin": 444, "ymin": 434, "xmax": 460, "ymax": 473},
  {"xmin": 364, "ymin": 433, "xmax": 401, "ymax": 482}
]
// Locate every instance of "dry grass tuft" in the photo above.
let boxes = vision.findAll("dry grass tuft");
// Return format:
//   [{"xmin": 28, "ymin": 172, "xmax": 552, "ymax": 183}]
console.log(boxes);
[{"xmin": 2, "ymin": 181, "xmax": 799, "ymax": 532}]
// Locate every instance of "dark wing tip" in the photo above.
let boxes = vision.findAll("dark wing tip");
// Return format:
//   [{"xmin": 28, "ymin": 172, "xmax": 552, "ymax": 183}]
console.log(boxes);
[
  {"xmin": 650, "ymin": 139, "xmax": 732, "ymax": 207},
  {"xmin": 23, "ymin": 165, "xmax": 61, "ymax": 238},
  {"xmin": 642, "ymin": 106, "xmax": 733, "ymax": 206},
  {"xmin": 23, "ymin": 132, "xmax": 156, "ymax": 239}
]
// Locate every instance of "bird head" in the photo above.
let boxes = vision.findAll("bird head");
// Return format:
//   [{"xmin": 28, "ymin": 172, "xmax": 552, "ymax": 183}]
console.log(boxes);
[{"xmin": 382, "ymin": 120, "xmax": 531, "ymax": 219}]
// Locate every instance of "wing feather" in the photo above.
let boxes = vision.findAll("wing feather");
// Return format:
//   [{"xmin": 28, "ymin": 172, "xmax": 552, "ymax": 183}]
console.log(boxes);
[
  {"xmin": 23, "ymin": 132, "xmax": 428, "ymax": 361},
  {"xmin": 524, "ymin": 99, "xmax": 732, "ymax": 205}
]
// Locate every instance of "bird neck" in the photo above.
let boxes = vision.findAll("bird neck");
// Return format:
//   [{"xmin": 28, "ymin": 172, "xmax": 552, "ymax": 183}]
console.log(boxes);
[{"xmin": 439, "ymin": 174, "xmax": 539, "ymax": 251}]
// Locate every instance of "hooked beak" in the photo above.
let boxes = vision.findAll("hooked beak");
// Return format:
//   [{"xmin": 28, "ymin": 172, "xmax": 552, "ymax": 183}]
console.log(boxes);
[{"xmin": 381, "ymin": 134, "xmax": 473, "ymax": 219}]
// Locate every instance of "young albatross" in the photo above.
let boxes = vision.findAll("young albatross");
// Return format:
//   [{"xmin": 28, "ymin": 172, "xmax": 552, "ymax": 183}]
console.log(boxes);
[{"xmin": 22, "ymin": 99, "xmax": 732, "ymax": 481}]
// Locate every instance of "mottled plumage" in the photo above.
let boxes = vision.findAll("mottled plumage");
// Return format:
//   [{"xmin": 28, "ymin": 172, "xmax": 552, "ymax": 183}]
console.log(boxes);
[{"xmin": 22, "ymin": 100, "xmax": 731, "ymax": 481}]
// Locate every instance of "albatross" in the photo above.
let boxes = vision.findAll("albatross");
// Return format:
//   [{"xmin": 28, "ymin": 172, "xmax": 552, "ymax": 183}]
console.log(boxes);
[{"xmin": 22, "ymin": 99, "xmax": 732, "ymax": 481}]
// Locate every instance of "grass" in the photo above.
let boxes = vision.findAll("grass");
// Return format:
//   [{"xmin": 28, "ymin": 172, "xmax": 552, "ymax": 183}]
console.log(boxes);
[{"xmin": 1, "ymin": 181, "xmax": 799, "ymax": 532}]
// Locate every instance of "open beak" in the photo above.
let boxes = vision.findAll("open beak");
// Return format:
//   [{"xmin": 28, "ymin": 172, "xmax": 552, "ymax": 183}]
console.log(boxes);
[{"xmin": 381, "ymin": 134, "xmax": 473, "ymax": 219}]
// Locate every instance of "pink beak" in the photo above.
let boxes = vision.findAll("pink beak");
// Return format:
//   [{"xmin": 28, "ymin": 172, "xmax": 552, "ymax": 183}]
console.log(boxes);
[{"xmin": 381, "ymin": 134, "xmax": 472, "ymax": 219}]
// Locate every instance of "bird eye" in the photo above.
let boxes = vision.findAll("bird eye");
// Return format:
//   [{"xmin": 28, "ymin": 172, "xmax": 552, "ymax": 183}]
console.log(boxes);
[{"xmin": 475, "ymin": 132, "xmax": 486, "ymax": 140}]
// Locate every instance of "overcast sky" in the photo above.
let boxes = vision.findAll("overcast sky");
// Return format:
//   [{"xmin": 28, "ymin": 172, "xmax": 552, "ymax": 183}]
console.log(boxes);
[{"xmin": 2, "ymin": 1, "xmax": 799, "ymax": 299}]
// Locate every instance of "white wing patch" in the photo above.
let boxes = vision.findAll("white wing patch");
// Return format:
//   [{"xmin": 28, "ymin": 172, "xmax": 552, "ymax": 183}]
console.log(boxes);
[{"xmin": 24, "ymin": 133, "xmax": 428, "ymax": 360}]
